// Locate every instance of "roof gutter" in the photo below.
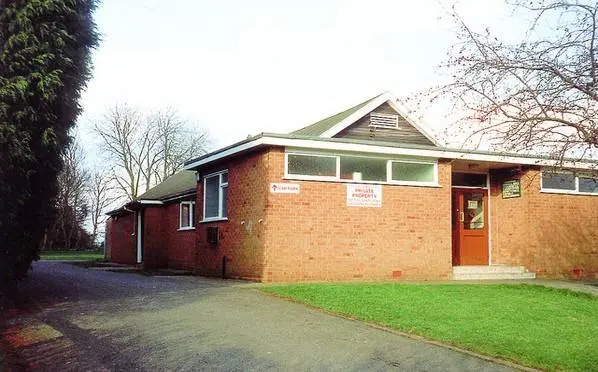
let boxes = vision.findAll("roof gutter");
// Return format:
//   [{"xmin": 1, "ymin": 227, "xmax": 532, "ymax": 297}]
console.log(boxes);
[
  {"xmin": 137, "ymin": 199, "xmax": 164, "ymax": 205},
  {"xmin": 161, "ymin": 191, "xmax": 196, "ymax": 203}
]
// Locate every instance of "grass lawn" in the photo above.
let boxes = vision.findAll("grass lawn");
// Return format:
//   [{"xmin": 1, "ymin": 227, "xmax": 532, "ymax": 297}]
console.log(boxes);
[
  {"xmin": 262, "ymin": 283, "xmax": 598, "ymax": 371},
  {"xmin": 39, "ymin": 251, "xmax": 104, "ymax": 261}
]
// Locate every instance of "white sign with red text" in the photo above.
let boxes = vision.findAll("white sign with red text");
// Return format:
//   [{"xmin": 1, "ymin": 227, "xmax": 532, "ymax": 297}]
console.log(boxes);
[
  {"xmin": 270, "ymin": 183, "xmax": 300, "ymax": 194},
  {"xmin": 346, "ymin": 184, "xmax": 382, "ymax": 207}
]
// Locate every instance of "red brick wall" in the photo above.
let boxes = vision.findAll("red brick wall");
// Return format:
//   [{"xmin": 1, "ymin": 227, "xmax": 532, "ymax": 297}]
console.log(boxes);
[
  {"xmin": 195, "ymin": 149, "xmax": 270, "ymax": 280},
  {"xmin": 143, "ymin": 207, "xmax": 167, "ymax": 269},
  {"xmin": 490, "ymin": 168, "xmax": 598, "ymax": 279},
  {"xmin": 107, "ymin": 201, "xmax": 197, "ymax": 270},
  {"xmin": 164, "ymin": 202, "xmax": 197, "ymax": 271},
  {"xmin": 261, "ymin": 148, "xmax": 453, "ymax": 282},
  {"xmin": 139, "ymin": 201, "xmax": 197, "ymax": 271},
  {"xmin": 107, "ymin": 212, "xmax": 136, "ymax": 265}
]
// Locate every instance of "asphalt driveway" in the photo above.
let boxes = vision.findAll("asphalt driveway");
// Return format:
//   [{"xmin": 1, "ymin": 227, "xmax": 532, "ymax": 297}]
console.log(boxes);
[{"xmin": 1, "ymin": 262, "xmax": 515, "ymax": 371}]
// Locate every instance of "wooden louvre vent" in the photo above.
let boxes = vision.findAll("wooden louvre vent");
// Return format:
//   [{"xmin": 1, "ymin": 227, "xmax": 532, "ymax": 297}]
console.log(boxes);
[{"xmin": 369, "ymin": 112, "xmax": 399, "ymax": 129}]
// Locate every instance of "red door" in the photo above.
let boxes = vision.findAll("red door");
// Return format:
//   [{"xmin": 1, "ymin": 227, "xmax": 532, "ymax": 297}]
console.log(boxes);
[{"xmin": 452, "ymin": 188, "xmax": 489, "ymax": 265}]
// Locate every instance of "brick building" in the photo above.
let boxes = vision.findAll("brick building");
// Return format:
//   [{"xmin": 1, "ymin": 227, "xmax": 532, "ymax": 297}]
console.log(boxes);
[{"xmin": 106, "ymin": 92, "xmax": 598, "ymax": 281}]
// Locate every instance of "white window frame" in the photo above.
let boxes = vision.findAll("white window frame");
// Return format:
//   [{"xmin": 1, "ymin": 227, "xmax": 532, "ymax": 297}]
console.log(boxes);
[
  {"xmin": 285, "ymin": 153, "xmax": 339, "ymax": 181},
  {"xmin": 540, "ymin": 170, "xmax": 598, "ymax": 196},
  {"xmin": 387, "ymin": 159, "xmax": 438, "ymax": 187},
  {"xmin": 178, "ymin": 201, "xmax": 195, "ymax": 231},
  {"xmin": 202, "ymin": 170, "xmax": 229, "ymax": 222},
  {"xmin": 284, "ymin": 150, "xmax": 439, "ymax": 187}
]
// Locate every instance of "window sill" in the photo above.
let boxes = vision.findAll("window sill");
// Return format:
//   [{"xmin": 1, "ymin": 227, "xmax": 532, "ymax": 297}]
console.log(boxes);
[
  {"xmin": 540, "ymin": 189, "xmax": 598, "ymax": 197},
  {"xmin": 283, "ymin": 176, "xmax": 441, "ymax": 188},
  {"xmin": 177, "ymin": 227, "xmax": 196, "ymax": 231},
  {"xmin": 200, "ymin": 217, "xmax": 228, "ymax": 223}
]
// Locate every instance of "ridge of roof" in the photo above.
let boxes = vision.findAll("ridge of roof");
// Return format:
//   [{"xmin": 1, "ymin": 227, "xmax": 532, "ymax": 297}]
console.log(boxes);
[{"xmin": 291, "ymin": 93, "xmax": 384, "ymax": 136}]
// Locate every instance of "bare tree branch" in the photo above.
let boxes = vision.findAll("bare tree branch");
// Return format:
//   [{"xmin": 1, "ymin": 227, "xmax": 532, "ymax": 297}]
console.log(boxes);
[
  {"xmin": 95, "ymin": 104, "xmax": 209, "ymax": 200},
  {"xmin": 412, "ymin": 0, "xmax": 598, "ymax": 162},
  {"xmin": 88, "ymin": 168, "xmax": 118, "ymax": 247}
]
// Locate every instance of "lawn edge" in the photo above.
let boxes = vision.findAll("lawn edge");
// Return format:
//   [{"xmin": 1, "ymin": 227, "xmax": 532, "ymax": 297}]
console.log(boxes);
[{"xmin": 258, "ymin": 289, "xmax": 542, "ymax": 372}]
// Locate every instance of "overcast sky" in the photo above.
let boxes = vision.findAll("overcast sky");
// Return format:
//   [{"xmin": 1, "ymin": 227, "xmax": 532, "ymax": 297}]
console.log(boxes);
[{"xmin": 78, "ymin": 0, "xmax": 513, "ymax": 163}]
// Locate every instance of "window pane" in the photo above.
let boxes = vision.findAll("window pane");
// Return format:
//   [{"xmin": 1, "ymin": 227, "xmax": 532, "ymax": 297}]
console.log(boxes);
[
  {"xmin": 542, "ymin": 172, "xmax": 575, "ymax": 190},
  {"xmin": 579, "ymin": 177, "xmax": 598, "ymax": 193},
  {"xmin": 205, "ymin": 176, "xmax": 220, "ymax": 218},
  {"xmin": 340, "ymin": 156, "xmax": 386, "ymax": 182},
  {"xmin": 463, "ymin": 192, "xmax": 484, "ymax": 230},
  {"xmin": 221, "ymin": 185, "xmax": 228, "ymax": 217},
  {"xmin": 181, "ymin": 203, "xmax": 190, "ymax": 227},
  {"xmin": 452, "ymin": 173, "xmax": 487, "ymax": 187},
  {"xmin": 391, "ymin": 162, "xmax": 435, "ymax": 182},
  {"xmin": 221, "ymin": 172, "xmax": 228, "ymax": 184},
  {"xmin": 288, "ymin": 154, "xmax": 336, "ymax": 177}
]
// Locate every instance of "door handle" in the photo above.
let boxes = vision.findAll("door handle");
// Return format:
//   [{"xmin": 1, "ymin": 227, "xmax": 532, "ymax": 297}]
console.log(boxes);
[{"xmin": 459, "ymin": 211, "xmax": 464, "ymax": 222}]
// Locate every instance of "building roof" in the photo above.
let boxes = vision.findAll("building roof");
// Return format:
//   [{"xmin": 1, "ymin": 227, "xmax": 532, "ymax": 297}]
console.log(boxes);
[
  {"xmin": 137, "ymin": 170, "xmax": 197, "ymax": 201},
  {"xmin": 106, "ymin": 170, "xmax": 197, "ymax": 217},
  {"xmin": 292, "ymin": 94, "xmax": 383, "ymax": 136}
]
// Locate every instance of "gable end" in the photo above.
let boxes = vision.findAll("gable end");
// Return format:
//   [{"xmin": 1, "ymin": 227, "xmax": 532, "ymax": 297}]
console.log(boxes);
[{"xmin": 334, "ymin": 102, "xmax": 436, "ymax": 146}]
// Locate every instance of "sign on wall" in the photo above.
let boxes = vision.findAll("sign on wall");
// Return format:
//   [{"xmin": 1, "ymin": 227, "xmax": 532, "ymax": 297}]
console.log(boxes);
[
  {"xmin": 502, "ymin": 179, "xmax": 521, "ymax": 199},
  {"xmin": 270, "ymin": 183, "xmax": 300, "ymax": 194},
  {"xmin": 346, "ymin": 184, "xmax": 382, "ymax": 207}
]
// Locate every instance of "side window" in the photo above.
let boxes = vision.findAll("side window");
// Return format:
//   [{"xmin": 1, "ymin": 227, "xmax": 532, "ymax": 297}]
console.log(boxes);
[
  {"xmin": 203, "ymin": 171, "xmax": 228, "ymax": 220},
  {"xmin": 541, "ymin": 170, "xmax": 598, "ymax": 195},
  {"xmin": 179, "ymin": 201, "xmax": 195, "ymax": 229},
  {"xmin": 390, "ymin": 161, "xmax": 436, "ymax": 183},
  {"xmin": 541, "ymin": 172, "xmax": 575, "ymax": 191}
]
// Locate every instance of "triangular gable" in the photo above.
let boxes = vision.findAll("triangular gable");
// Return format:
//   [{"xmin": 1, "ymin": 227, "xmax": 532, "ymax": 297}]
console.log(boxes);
[
  {"xmin": 291, "ymin": 92, "xmax": 439, "ymax": 147},
  {"xmin": 320, "ymin": 92, "xmax": 439, "ymax": 146},
  {"xmin": 333, "ymin": 101, "xmax": 438, "ymax": 146},
  {"xmin": 292, "ymin": 93, "xmax": 383, "ymax": 136}
]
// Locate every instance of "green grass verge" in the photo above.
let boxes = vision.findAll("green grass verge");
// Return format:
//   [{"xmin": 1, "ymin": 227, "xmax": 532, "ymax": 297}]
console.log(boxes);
[
  {"xmin": 262, "ymin": 283, "xmax": 598, "ymax": 371},
  {"xmin": 39, "ymin": 251, "xmax": 104, "ymax": 261}
]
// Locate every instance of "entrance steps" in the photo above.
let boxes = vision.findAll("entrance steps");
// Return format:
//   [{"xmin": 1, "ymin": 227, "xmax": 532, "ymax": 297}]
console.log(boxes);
[{"xmin": 452, "ymin": 265, "xmax": 536, "ymax": 280}]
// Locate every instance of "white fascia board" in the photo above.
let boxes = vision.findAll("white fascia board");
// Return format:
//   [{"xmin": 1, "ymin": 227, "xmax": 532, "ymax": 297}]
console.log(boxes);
[
  {"xmin": 319, "ymin": 93, "xmax": 390, "ymax": 138},
  {"xmin": 137, "ymin": 200, "xmax": 164, "ymax": 205},
  {"xmin": 184, "ymin": 137, "xmax": 267, "ymax": 170},
  {"xmin": 183, "ymin": 135, "xmax": 598, "ymax": 171}
]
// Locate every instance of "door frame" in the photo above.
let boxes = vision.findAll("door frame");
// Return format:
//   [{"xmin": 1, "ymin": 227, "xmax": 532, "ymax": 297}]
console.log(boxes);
[
  {"xmin": 451, "ymin": 171, "xmax": 492, "ymax": 266},
  {"xmin": 136, "ymin": 210, "xmax": 143, "ymax": 264}
]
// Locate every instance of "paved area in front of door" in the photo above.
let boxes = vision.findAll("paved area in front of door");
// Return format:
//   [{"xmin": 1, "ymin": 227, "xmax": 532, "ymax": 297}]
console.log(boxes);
[{"xmin": 1, "ymin": 262, "xmax": 517, "ymax": 371}]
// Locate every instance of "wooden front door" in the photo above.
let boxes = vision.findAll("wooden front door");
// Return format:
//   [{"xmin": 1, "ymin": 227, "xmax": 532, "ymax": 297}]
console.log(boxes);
[{"xmin": 452, "ymin": 188, "xmax": 489, "ymax": 265}]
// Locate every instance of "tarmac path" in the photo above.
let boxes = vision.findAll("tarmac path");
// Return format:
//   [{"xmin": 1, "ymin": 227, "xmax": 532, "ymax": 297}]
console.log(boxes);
[{"xmin": 0, "ymin": 261, "xmax": 516, "ymax": 371}]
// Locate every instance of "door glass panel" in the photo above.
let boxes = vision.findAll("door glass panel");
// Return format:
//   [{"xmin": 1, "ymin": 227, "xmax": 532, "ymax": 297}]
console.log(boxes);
[{"xmin": 463, "ymin": 192, "xmax": 484, "ymax": 229}]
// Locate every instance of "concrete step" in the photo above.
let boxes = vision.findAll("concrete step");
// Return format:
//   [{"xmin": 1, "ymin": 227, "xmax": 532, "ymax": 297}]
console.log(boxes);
[
  {"xmin": 452, "ymin": 265, "xmax": 536, "ymax": 280},
  {"xmin": 453, "ymin": 265, "xmax": 526, "ymax": 274},
  {"xmin": 453, "ymin": 272, "xmax": 536, "ymax": 280}
]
